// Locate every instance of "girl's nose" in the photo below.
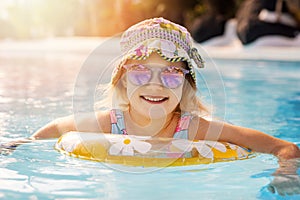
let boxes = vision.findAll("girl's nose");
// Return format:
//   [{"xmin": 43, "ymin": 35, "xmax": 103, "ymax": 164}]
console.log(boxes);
[{"xmin": 148, "ymin": 71, "xmax": 162, "ymax": 86}]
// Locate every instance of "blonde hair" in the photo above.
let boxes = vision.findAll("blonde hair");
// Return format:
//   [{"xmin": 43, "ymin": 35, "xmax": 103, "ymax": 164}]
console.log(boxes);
[{"xmin": 94, "ymin": 61, "xmax": 210, "ymax": 117}]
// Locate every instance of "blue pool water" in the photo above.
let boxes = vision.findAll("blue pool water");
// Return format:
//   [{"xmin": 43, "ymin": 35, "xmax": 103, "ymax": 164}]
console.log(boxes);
[{"xmin": 0, "ymin": 44, "xmax": 300, "ymax": 199}]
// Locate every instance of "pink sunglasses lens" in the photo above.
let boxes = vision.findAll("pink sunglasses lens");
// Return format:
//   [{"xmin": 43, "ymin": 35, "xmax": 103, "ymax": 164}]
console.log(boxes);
[
  {"xmin": 127, "ymin": 66, "xmax": 151, "ymax": 85},
  {"xmin": 161, "ymin": 71, "xmax": 184, "ymax": 88}
]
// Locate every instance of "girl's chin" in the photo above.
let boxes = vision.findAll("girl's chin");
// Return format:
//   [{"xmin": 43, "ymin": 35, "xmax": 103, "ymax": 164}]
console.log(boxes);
[{"xmin": 143, "ymin": 105, "xmax": 172, "ymax": 119}]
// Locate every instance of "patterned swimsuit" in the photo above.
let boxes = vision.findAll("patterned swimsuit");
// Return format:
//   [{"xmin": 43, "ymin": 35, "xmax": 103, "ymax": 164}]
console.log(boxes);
[{"xmin": 110, "ymin": 109, "xmax": 193, "ymax": 139}]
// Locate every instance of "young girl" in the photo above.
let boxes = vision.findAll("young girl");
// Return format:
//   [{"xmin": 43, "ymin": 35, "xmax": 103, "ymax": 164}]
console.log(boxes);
[
  {"xmin": 29, "ymin": 17, "xmax": 300, "ymax": 159},
  {"xmin": 2, "ymin": 17, "xmax": 300, "ymax": 195}
]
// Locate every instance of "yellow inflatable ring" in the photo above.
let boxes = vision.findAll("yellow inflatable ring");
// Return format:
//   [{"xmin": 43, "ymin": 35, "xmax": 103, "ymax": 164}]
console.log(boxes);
[{"xmin": 55, "ymin": 132, "xmax": 255, "ymax": 167}]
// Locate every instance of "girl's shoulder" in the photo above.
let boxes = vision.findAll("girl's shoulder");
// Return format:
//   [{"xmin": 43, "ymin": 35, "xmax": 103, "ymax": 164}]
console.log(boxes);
[
  {"xmin": 95, "ymin": 110, "xmax": 111, "ymax": 133},
  {"xmin": 188, "ymin": 115, "xmax": 228, "ymax": 140},
  {"xmin": 73, "ymin": 111, "xmax": 111, "ymax": 133}
]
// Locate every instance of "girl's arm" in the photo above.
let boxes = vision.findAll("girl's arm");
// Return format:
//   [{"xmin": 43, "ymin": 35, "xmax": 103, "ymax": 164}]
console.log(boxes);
[
  {"xmin": 30, "ymin": 115, "xmax": 76, "ymax": 140},
  {"xmin": 1, "ymin": 112, "xmax": 110, "ymax": 154},
  {"xmin": 31, "ymin": 111, "xmax": 111, "ymax": 140},
  {"xmin": 1, "ymin": 115, "xmax": 76, "ymax": 154},
  {"xmin": 195, "ymin": 118, "xmax": 300, "ymax": 159},
  {"xmin": 220, "ymin": 123, "xmax": 300, "ymax": 160}
]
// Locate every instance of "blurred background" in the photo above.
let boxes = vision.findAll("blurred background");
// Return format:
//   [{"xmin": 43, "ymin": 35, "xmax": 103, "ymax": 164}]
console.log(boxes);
[
  {"xmin": 0, "ymin": 0, "xmax": 245, "ymax": 39},
  {"xmin": 0, "ymin": 0, "xmax": 299, "ymax": 45},
  {"xmin": 1, "ymin": 0, "xmax": 300, "ymax": 46}
]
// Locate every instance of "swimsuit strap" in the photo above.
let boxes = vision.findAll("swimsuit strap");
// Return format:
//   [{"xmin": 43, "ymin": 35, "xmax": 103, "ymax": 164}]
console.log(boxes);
[
  {"xmin": 110, "ymin": 109, "xmax": 192, "ymax": 138},
  {"xmin": 173, "ymin": 112, "xmax": 193, "ymax": 139},
  {"xmin": 110, "ymin": 109, "xmax": 127, "ymax": 135},
  {"xmin": 172, "ymin": 112, "xmax": 193, "ymax": 158}
]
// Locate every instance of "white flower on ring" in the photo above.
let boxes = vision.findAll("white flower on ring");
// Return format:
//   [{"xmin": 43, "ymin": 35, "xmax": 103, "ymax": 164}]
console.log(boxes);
[
  {"xmin": 228, "ymin": 144, "xmax": 250, "ymax": 158},
  {"xmin": 57, "ymin": 132, "xmax": 81, "ymax": 153},
  {"xmin": 107, "ymin": 135, "xmax": 152, "ymax": 156},
  {"xmin": 172, "ymin": 140, "xmax": 226, "ymax": 159}
]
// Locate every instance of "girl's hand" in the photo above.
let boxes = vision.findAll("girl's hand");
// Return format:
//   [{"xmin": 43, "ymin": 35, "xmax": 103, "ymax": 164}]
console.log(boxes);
[
  {"xmin": 268, "ymin": 158, "xmax": 300, "ymax": 196},
  {"xmin": 274, "ymin": 143, "xmax": 300, "ymax": 160},
  {"xmin": 0, "ymin": 138, "xmax": 32, "ymax": 155},
  {"xmin": 268, "ymin": 174, "xmax": 300, "ymax": 196}
]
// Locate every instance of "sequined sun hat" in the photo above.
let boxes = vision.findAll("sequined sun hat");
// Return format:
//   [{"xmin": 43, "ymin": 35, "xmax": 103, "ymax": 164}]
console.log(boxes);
[{"xmin": 112, "ymin": 17, "xmax": 204, "ymax": 86}]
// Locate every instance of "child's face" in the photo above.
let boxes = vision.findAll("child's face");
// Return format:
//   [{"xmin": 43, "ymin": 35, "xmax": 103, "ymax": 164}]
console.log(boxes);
[{"xmin": 123, "ymin": 53, "xmax": 186, "ymax": 119}]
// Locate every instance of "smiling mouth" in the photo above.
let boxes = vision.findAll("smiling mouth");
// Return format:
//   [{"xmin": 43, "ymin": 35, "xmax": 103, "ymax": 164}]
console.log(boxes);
[{"xmin": 140, "ymin": 96, "xmax": 169, "ymax": 104}]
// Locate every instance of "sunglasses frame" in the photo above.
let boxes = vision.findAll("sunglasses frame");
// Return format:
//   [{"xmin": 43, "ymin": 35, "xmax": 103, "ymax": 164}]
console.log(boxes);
[{"xmin": 123, "ymin": 64, "xmax": 189, "ymax": 89}]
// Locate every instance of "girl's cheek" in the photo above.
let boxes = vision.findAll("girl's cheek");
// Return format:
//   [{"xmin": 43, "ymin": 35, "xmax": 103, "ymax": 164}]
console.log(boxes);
[
  {"xmin": 170, "ymin": 85, "xmax": 184, "ymax": 103},
  {"xmin": 126, "ymin": 82, "xmax": 138, "ymax": 100}
]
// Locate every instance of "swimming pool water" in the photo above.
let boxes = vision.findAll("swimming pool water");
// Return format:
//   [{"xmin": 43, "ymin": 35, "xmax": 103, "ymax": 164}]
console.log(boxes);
[{"xmin": 0, "ymin": 47, "xmax": 300, "ymax": 199}]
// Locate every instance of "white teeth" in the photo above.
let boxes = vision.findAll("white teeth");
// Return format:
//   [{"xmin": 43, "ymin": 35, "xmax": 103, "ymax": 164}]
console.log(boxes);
[{"xmin": 143, "ymin": 96, "xmax": 165, "ymax": 102}]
